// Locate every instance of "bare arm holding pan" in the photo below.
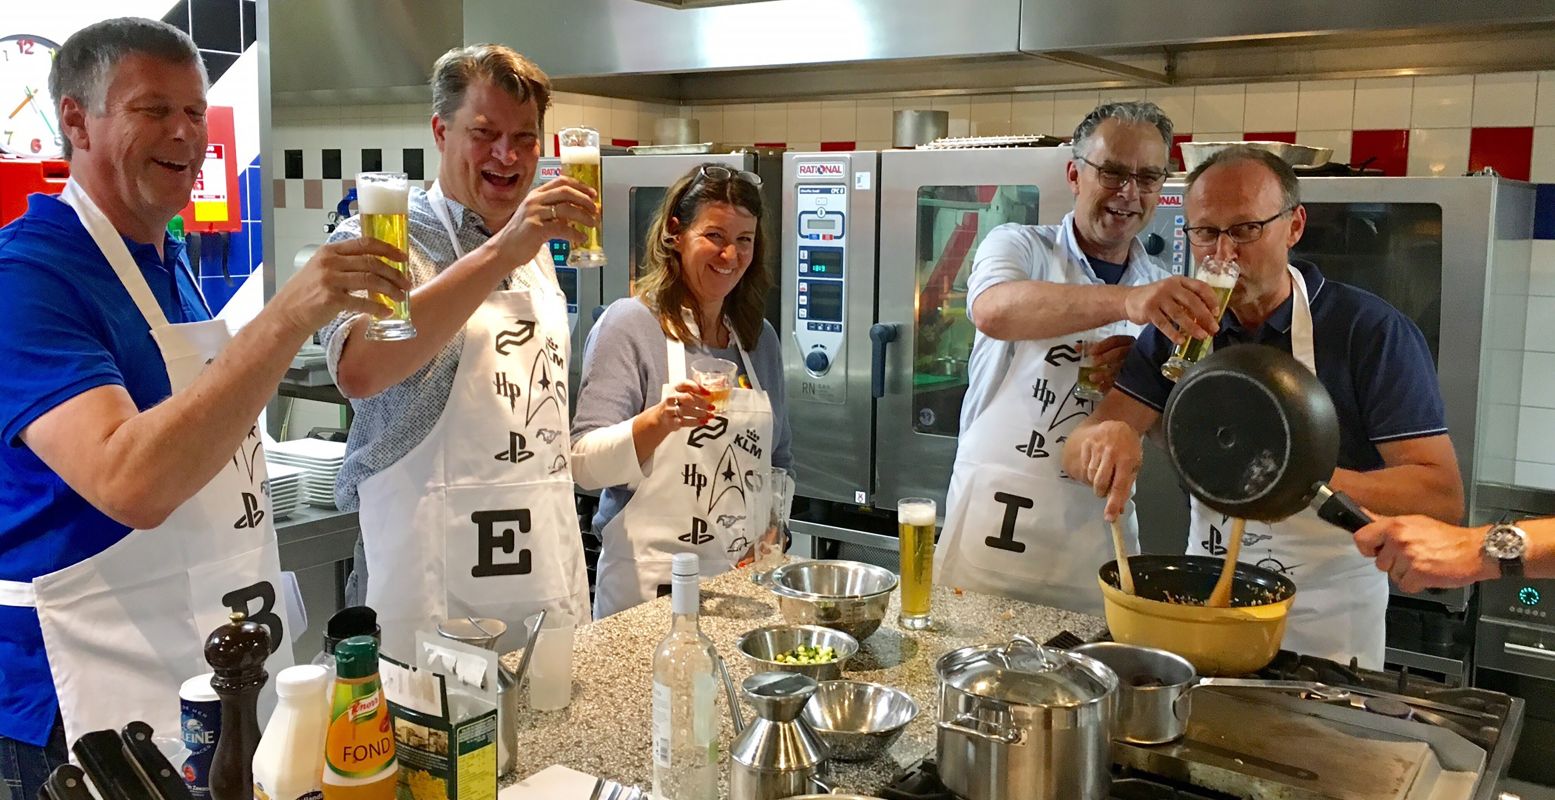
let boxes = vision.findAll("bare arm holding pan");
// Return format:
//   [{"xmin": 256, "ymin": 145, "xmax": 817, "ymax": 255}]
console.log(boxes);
[
  {"xmin": 1355, "ymin": 515, "xmax": 1555, "ymax": 592},
  {"xmin": 1330, "ymin": 434, "xmax": 1464, "ymax": 523}
]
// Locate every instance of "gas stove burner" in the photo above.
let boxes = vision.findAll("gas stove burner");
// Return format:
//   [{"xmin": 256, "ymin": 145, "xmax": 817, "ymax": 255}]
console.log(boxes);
[{"xmin": 1362, "ymin": 695, "xmax": 1414, "ymax": 718}]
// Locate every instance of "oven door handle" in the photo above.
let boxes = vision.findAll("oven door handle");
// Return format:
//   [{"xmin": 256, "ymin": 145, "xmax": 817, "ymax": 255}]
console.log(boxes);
[
  {"xmin": 1504, "ymin": 642, "xmax": 1555, "ymax": 662},
  {"xmin": 869, "ymin": 323, "xmax": 898, "ymax": 399}
]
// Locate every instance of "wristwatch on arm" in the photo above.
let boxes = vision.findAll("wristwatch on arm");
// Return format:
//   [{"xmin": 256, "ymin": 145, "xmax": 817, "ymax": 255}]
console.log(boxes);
[{"xmin": 1483, "ymin": 523, "xmax": 1529, "ymax": 578}]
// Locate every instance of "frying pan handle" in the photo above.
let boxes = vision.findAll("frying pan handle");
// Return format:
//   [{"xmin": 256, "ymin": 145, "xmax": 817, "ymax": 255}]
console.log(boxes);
[{"xmin": 1311, "ymin": 484, "xmax": 1372, "ymax": 533}]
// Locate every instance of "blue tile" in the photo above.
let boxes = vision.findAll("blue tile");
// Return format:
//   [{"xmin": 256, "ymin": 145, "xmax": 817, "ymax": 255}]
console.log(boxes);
[
  {"xmin": 201, "ymin": 276, "xmax": 239, "ymax": 314},
  {"xmin": 1537, "ymin": 184, "xmax": 1555, "ymax": 240},
  {"xmin": 244, "ymin": 220, "xmax": 263, "ymax": 271}
]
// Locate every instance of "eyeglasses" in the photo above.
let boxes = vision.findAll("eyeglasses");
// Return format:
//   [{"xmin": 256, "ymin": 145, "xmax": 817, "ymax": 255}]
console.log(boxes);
[
  {"xmin": 1182, "ymin": 207, "xmax": 1296, "ymax": 247},
  {"xmin": 698, "ymin": 164, "xmax": 762, "ymax": 187},
  {"xmin": 1076, "ymin": 156, "xmax": 1168, "ymax": 193}
]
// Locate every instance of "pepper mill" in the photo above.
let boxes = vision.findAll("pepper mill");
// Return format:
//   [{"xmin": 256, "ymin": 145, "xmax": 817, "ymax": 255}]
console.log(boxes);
[{"xmin": 203, "ymin": 611, "xmax": 270, "ymax": 800}]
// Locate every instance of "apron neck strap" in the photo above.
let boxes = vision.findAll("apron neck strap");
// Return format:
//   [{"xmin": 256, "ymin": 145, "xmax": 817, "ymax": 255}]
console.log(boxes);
[
  {"xmin": 1286, "ymin": 263, "xmax": 1316, "ymax": 375},
  {"xmin": 664, "ymin": 312, "xmax": 761, "ymax": 391},
  {"xmin": 60, "ymin": 179, "xmax": 171, "ymax": 330},
  {"xmin": 427, "ymin": 181, "xmax": 466, "ymax": 260}
]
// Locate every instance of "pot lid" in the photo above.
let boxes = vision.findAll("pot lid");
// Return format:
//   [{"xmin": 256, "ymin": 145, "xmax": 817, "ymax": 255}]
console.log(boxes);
[{"xmin": 936, "ymin": 635, "xmax": 1116, "ymax": 706}]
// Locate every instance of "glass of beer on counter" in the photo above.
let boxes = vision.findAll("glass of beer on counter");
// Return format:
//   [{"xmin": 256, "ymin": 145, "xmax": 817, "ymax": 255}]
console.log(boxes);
[
  {"xmin": 691, "ymin": 356, "xmax": 738, "ymax": 412},
  {"xmin": 357, "ymin": 171, "xmax": 416, "ymax": 341},
  {"xmin": 558, "ymin": 126, "xmax": 607, "ymax": 268},
  {"xmin": 897, "ymin": 497, "xmax": 937, "ymax": 630},
  {"xmin": 1160, "ymin": 257, "xmax": 1238, "ymax": 381}
]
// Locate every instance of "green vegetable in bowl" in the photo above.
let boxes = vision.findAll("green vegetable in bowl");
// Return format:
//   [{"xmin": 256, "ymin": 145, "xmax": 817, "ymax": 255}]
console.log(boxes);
[{"xmin": 773, "ymin": 644, "xmax": 837, "ymax": 665}]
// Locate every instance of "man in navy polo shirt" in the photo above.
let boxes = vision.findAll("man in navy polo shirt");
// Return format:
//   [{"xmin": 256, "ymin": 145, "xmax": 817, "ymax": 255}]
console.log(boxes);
[
  {"xmin": 1062, "ymin": 145, "xmax": 1463, "ymax": 668},
  {"xmin": 0, "ymin": 17, "xmax": 408, "ymax": 790}
]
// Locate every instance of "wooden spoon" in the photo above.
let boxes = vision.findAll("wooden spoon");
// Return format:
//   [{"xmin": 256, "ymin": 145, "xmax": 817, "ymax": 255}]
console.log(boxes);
[
  {"xmin": 1206, "ymin": 517, "xmax": 1246, "ymax": 608},
  {"xmin": 1110, "ymin": 519, "xmax": 1135, "ymax": 595}
]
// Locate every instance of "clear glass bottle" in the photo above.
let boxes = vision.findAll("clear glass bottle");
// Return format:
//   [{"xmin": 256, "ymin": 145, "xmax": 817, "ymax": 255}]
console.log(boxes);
[{"xmin": 651, "ymin": 553, "xmax": 720, "ymax": 800}]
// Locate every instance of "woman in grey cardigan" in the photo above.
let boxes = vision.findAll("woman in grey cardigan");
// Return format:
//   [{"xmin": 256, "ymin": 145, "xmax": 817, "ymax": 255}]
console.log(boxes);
[{"xmin": 571, "ymin": 163, "xmax": 792, "ymax": 617}]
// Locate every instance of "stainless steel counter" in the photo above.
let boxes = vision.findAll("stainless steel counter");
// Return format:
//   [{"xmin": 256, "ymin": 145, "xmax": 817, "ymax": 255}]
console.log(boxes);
[{"xmin": 276, "ymin": 506, "xmax": 358, "ymax": 662}]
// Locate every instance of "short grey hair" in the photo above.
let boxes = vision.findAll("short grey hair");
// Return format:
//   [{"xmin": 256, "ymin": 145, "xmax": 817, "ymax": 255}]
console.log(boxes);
[
  {"xmin": 431, "ymin": 44, "xmax": 551, "ymax": 126},
  {"xmin": 1185, "ymin": 144, "xmax": 1301, "ymax": 211},
  {"xmin": 1070, "ymin": 101, "xmax": 1174, "ymax": 162},
  {"xmin": 49, "ymin": 17, "xmax": 204, "ymax": 159}
]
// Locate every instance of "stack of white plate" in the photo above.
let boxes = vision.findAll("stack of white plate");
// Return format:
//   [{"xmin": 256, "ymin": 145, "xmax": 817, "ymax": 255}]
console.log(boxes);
[
  {"xmin": 264, "ymin": 462, "xmax": 307, "ymax": 520},
  {"xmin": 266, "ymin": 438, "xmax": 347, "ymax": 509}
]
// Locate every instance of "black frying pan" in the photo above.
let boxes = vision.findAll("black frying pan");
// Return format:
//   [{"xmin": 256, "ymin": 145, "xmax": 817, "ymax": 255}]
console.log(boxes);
[{"xmin": 1162, "ymin": 344, "xmax": 1372, "ymax": 533}]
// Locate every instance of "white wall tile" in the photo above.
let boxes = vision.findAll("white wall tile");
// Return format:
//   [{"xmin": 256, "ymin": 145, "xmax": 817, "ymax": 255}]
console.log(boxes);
[
  {"xmin": 1192, "ymin": 131, "xmax": 1243, "ymax": 142},
  {"xmin": 1517, "ymin": 407, "xmax": 1555, "ymax": 462},
  {"xmin": 753, "ymin": 103, "xmax": 787, "ymax": 142},
  {"xmin": 1146, "ymin": 87, "xmax": 1196, "ymax": 133},
  {"xmin": 1530, "ymin": 127, "xmax": 1555, "ymax": 182},
  {"xmin": 856, "ymin": 99, "xmax": 894, "ymax": 141},
  {"xmin": 1492, "ymin": 285, "xmax": 1529, "ymax": 351},
  {"xmin": 1487, "ymin": 349, "xmax": 1524, "ymax": 405},
  {"xmin": 1521, "ymin": 352, "xmax": 1555, "ymax": 409},
  {"xmin": 1011, "ymin": 93, "xmax": 1056, "ymax": 136},
  {"xmin": 969, "ymin": 95, "xmax": 1012, "ymax": 137},
  {"xmin": 723, "ymin": 104, "xmax": 755, "ymax": 143},
  {"xmin": 820, "ymin": 100, "xmax": 857, "ymax": 142},
  {"xmin": 893, "ymin": 97, "xmax": 932, "ymax": 114},
  {"xmin": 1192, "ymin": 85, "xmax": 1245, "ymax": 134},
  {"xmin": 1294, "ymin": 129, "xmax": 1352, "ymax": 164},
  {"xmin": 933, "ymin": 97, "xmax": 971, "ymax": 137},
  {"xmin": 1481, "ymin": 457, "xmax": 1515, "ymax": 485},
  {"xmin": 1412, "ymin": 76, "xmax": 1474, "ymax": 128},
  {"xmin": 1243, "ymin": 81, "xmax": 1299, "ymax": 131},
  {"xmin": 1406, "ymin": 127, "xmax": 1470, "ymax": 177},
  {"xmin": 1531, "ymin": 239, "xmax": 1555, "ymax": 297},
  {"xmin": 609, "ymin": 100, "xmax": 639, "ymax": 142},
  {"xmin": 1097, "ymin": 88, "xmax": 1141, "ymax": 104},
  {"xmin": 787, "ymin": 101, "xmax": 822, "ymax": 144},
  {"xmin": 691, "ymin": 105, "xmax": 724, "ymax": 143},
  {"xmin": 858, "ymin": 139, "xmax": 893, "ymax": 152},
  {"xmin": 789, "ymin": 141, "xmax": 822, "ymax": 154},
  {"xmin": 1481, "ymin": 400, "xmax": 1521, "ymax": 462},
  {"xmin": 1297, "ymin": 80, "xmax": 1354, "ymax": 131},
  {"xmin": 1528, "ymin": 296, "xmax": 1555, "ymax": 351},
  {"xmin": 1352, "ymin": 77, "xmax": 1413, "ymax": 130},
  {"xmin": 550, "ymin": 101, "xmax": 583, "ymax": 131},
  {"xmin": 1516, "ymin": 461, "xmax": 1555, "ymax": 489},
  {"xmin": 581, "ymin": 96, "xmax": 611, "ymax": 131},
  {"xmin": 1473, "ymin": 72, "xmax": 1538, "ymax": 128},
  {"xmin": 1054, "ymin": 90, "xmax": 1102, "ymax": 129},
  {"xmin": 1537, "ymin": 71, "xmax": 1555, "ymax": 127}
]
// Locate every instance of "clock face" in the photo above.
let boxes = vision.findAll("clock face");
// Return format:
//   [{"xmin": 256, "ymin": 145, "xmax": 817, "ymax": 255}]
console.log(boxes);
[{"xmin": 0, "ymin": 34, "xmax": 63, "ymax": 158}]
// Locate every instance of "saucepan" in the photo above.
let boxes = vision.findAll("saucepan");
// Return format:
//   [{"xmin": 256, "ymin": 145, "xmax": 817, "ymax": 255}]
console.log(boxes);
[
  {"xmin": 1098, "ymin": 555, "xmax": 1295, "ymax": 676},
  {"xmin": 1071, "ymin": 641, "xmax": 1328, "ymax": 744},
  {"xmin": 1161, "ymin": 343, "xmax": 1372, "ymax": 531}
]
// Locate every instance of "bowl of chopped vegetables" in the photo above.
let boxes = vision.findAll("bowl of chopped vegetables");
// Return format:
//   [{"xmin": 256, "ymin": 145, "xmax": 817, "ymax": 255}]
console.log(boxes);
[{"xmin": 736, "ymin": 624, "xmax": 859, "ymax": 682}]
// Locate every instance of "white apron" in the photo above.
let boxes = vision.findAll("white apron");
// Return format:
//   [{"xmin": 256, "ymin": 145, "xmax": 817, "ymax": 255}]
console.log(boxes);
[
  {"xmin": 593, "ymin": 326, "xmax": 774, "ymax": 618},
  {"xmin": 0, "ymin": 180, "xmax": 293, "ymax": 746},
  {"xmin": 1185, "ymin": 264, "xmax": 1389, "ymax": 669},
  {"xmin": 936, "ymin": 323, "xmax": 1141, "ymax": 618},
  {"xmin": 358, "ymin": 184, "xmax": 590, "ymax": 659}
]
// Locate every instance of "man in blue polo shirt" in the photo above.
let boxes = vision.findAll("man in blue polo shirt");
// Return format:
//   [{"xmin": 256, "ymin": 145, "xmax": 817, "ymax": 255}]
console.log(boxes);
[
  {"xmin": 1062, "ymin": 145, "xmax": 1464, "ymax": 668},
  {"xmin": 0, "ymin": 18, "xmax": 408, "ymax": 791}
]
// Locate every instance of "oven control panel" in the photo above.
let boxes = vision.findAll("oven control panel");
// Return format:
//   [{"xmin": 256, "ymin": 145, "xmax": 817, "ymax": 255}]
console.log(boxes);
[{"xmin": 793, "ymin": 183, "xmax": 848, "ymax": 380}]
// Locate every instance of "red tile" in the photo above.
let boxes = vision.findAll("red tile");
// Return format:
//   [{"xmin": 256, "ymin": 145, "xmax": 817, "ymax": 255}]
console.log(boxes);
[
  {"xmin": 1469, "ymin": 127, "xmax": 1533, "ymax": 181},
  {"xmin": 1350, "ymin": 129, "xmax": 1410, "ymax": 176},
  {"xmin": 1169, "ymin": 134, "xmax": 1194, "ymax": 172},
  {"xmin": 1243, "ymin": 131, "xmax": 1297, "ymax": 144},
  {"xmin": 611, "ymin": 138, "xmax": 639, "ymax": 148},
  {"xmin": 820, "ymin": 141, "xmax": 856, "ymax": 152},
  {"xmin": 754, "ymin": 141, "xmax": 787, "ymax": 149}
]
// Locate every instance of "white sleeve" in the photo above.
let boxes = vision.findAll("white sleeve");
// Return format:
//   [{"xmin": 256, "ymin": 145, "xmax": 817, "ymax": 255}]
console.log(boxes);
[
  {"xmin": 966, "ymin": 224, "xmax": 1046, "ymax": 327},
  {"xmin": 570, "ymin": 419, "xmax": 646, "ymax": 490}
]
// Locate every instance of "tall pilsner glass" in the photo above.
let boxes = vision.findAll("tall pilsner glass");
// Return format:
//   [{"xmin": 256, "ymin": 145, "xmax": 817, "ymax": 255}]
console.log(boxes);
[
  {"xmin": 897, "ymin": 497, "xmax": 936, "ymax": 630},
  {"xmin": 558, "ymin": 127, "xmax": 607, "ymax": 268},
  {"xmin": 1160, "ymin": 258, "xmax": 1238, "ymax": 381},
  {"xmin": 357, "ymin": 171, "xmax": 416, "ymax": 341}
]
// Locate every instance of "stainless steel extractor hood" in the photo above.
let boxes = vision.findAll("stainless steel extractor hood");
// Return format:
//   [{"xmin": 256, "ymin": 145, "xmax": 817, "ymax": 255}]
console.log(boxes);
[{"xmin": 269, "ymin": 0, "xmax": 1555, "ymax": 106}]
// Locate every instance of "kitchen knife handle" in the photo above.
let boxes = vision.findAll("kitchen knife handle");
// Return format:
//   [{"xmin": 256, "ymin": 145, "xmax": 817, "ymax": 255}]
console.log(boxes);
[
  {"xmin": 72, "ymin": 730, "xmax": 156, "ymax": 800},
  {"xmin": 1312, "ymin": 483, "xmax": 1372, "ymax": 533},
  {"xmin": 41, "ymin": 764, "xmax": 94, "ymax": 800},
  {"xmin": 120, "ymin": 721, "xmax": 192, "ymax": 800},
  {"xmin": 869, "ymin": 323, "xmax": 898, "ymax": 399}
]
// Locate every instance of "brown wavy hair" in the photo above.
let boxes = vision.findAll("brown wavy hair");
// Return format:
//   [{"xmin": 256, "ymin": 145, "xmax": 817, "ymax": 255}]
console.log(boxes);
[{"xmin": 635, "ymin": 163, "xmax": 770, "ymax": 349}]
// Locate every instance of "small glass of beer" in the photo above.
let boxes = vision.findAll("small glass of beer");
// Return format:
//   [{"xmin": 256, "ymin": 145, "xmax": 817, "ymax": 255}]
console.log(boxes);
[
  {"xmin": 1160, "ymin": 257, "xmax": 1239, "ymax": 381},
  {"xmin": 1073, "ymin": 321, "xmax": 1128, "ymax": 402},
  {"xmin": 897, "ymin": 497, "xmax": 936, "ymax": 630},
  {"xmin": 356, "ymin": 171, "xmax": 416, "ymax": 341},
  {"xmin": 690, "ymin": 357, "xmax": 738, "ymax": 411},
  {"xmin": 558, "ymin": 127, "xmax": 606, "ymax": 268}
]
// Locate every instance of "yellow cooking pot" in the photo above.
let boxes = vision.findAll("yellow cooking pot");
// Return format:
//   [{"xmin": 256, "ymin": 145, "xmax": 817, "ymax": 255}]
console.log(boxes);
[{"xmin": 1098, "ymin": 555, "xmax": 1296, "ymax": 677}]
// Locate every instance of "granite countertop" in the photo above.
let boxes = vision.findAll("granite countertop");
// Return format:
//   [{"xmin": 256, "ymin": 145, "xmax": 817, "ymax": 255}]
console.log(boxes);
[{"xmin": 500, "ymin": 563, "xmax": 1105, "ymax": 795}]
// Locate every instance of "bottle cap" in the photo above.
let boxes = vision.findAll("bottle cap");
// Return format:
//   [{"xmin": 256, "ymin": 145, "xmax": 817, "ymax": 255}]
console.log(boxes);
[
  {"xmin": 275, "ymin": 664, "xmax": 330, "ymax": 698},
  {"xmin": 179, "ymin": 673, "xmax": 217, "ymax": 703},
  {"xmin": 672, "ymin": 552, "xmax": 699, "ymax": 578},
  {"xmin": 334, "ymin": 635, "xmax": 381, "ymax": 680}
]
